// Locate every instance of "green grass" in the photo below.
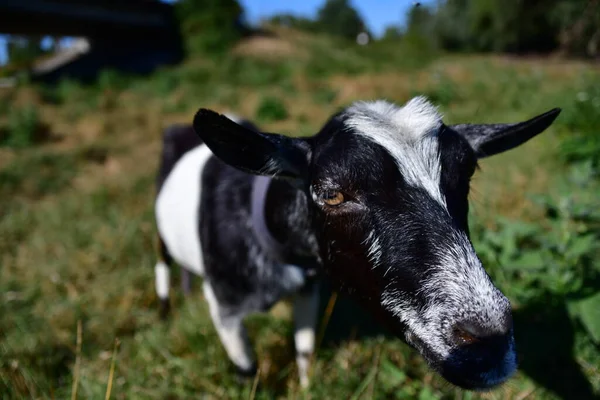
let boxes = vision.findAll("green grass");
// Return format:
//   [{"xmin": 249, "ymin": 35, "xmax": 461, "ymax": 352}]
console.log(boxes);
[{"xmin": 1, "ymin": 29, "xmax": 599, "ymax": 399}]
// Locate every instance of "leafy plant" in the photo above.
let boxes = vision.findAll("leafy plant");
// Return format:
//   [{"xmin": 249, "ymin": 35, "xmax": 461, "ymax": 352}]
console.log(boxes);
[
  {"xmin": 1, "ymin": 105, "xmax": 48, "ymax": 149},
  {"xmin": 556, "ymin": 78, "xmax": 600, "ymax": 167},
  {"xmin": 176, "ymin": 0, "xmax": 245, "ymax": 55},
  {"xmin": 255, "ymin": 96, "xmax": 288, "ymax": 122},
  {"xmin": 473, "ymin": 160, "xmax": 600, "ymax": 343}
]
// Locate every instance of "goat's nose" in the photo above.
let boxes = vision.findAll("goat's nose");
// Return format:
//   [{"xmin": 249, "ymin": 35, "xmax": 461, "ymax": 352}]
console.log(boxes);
[{"xmin": 452, "ymin": 310, "xmax": 513, "ymax": 347}]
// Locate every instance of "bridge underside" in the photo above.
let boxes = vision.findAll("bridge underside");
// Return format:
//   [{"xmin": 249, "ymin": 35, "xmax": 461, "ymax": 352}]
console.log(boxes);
[
  {"xmin": 0, "ymin": 0, "xmax": 178, "ymax": 41},
  {"xmin": 0, "ymin": 0, "xmax": 184, "ymax": 82}
]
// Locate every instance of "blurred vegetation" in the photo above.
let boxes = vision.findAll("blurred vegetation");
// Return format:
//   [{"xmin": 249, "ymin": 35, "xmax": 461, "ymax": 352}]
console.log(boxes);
[
  {"xmin": 175, "ymin": 0, "xmax": 247, "ymax": 55},
  {"xmin": 255, "ymin": 96, "xmax": 288, "ymax": 122},
  {"xmin": 267, "ymin": 0, "xmax": 369, "ymax": 42},
  {"xmin": 314, "ymin": 0, "xmax": 370, "ymax": 41},
  {"xmin": 1, "ymin": 0, "xmax": 600, "ymax": 399},
  {"xmin": 415, "ymin": 0, "xmax": 599, "ymax": 58},
  {"xmin": 0, "ymin": 105, "xmax": 49, "ymax": 149},
  {"xmin": 267, "ymin": 0, "xmax": 600, "ymax": 59}
]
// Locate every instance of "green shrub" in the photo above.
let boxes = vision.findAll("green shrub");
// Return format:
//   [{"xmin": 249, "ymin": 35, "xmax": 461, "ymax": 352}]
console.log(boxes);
[
  {"xmin": 176, "ymin": 0, "xmax": 245, "ymax": 55},
  {"xmin": 314, "ymin": 0, "xmax": 368, "ymax": 41},
  {"xmin": 97, "ymin": 69, "xmax": 132, "ymax": 92},
  {"xmin": 39, "ymin": 79, "xmax": 100, "ymax": 118},
  {"xmin": 1, "ymin": 105, "xmax": 48, "ymax": 149},
  {"xmin": 412, "ymin": 74, "xmax": 459, "ymax": 106},
  {"xmin": 255, "ymin": 96, "xmax": 288, "ymax": 122},
  {"xmin": 473, "ymin": 161, "xmax": 600, "ymax": 344},
  {"xmin": 556, "ymin": 79, "xmax": 600, "ymax": 167},
  {"xmin": 313, "ymin": 85, "xmax": 338, "ymax": 104},
  {"xmin": 0, "ymin": 94, "xmax": 10, "ymax": 114},
  {"xmin": 219, "ymin": 56, "xmax": 294, "ymax": 88}
]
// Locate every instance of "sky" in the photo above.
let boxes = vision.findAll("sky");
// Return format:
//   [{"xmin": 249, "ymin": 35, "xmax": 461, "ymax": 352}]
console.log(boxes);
[{"xmin": 0, "ymin": 0, "xmax": 431, "ymax": 65}]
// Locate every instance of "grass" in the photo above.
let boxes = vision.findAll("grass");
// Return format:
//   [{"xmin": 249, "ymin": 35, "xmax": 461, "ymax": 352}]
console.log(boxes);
[{"xmin": 1, "ymin": 27, "xmax": 599, "ymax": 399}]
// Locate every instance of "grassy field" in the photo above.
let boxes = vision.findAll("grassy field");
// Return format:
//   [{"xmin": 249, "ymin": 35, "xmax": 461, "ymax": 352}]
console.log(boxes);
[{"xmin": 1, "ymin": 27, "xmax": 599, "ymax": 399}]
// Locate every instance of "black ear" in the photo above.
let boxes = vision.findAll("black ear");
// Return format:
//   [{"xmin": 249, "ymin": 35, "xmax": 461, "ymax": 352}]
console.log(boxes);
[
  {"xmin": 450, "ymin": 108, "xmax": 561, "ymax": 158},
  {"xmin": 193, "ymin": 109, "xmax": 310, "ymax": 179}
]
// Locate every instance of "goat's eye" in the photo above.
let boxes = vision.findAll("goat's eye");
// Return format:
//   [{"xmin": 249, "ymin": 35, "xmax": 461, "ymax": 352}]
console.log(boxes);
[{"xmin": 323, "ymin": 191, "xmax": 345, "ymax": 206}]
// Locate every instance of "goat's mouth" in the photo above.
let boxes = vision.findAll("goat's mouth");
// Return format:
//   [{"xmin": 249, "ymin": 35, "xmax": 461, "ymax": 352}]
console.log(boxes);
[
  {"xmin": 440, "ymin": 335, "xmax": 517, "ymax": 390},
  {"xmin": 404, "ymin": 328, "xmax": 517, "ymax": 390}
]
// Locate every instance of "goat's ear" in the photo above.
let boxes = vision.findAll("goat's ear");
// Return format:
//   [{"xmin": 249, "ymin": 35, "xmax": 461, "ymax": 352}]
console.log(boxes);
[
  {"xmin": 193, "ymin": 109, "xmax": 310, "ymax": 179},
  {"xmin": 450, "ymin": 108, "xmax": 561, "ymax": 158}
]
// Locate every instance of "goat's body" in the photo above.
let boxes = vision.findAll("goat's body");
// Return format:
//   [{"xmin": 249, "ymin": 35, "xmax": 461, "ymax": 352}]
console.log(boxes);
[{"xmin": 154, "ymin": 122, "xmax": 318, "ymax": 383}]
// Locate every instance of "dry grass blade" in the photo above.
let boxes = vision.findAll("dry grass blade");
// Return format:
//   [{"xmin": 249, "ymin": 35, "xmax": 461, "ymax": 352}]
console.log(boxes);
[
  {"xmin": 315, "ymin": 291, "xmax": 338, "ymax": 354},
  {"xmin": 104, "ymin": 338, "xmax": 121, "ymax": 400},
  {"xmin": 366, "ymin": 343, "xmax": 383, "ymax": 399},
  {"xmin": 306, "ymin": 291, "xmax": 338, "ymax": 389},
  {"xmin": 249, "ymin": 367, "xmax": 260, "ymax": 400},
  {"xmin": 349, "ymin": 344, "xmax": 382, "ymax": 400},
  {"xmin": 70, "ymin": 320, "xmax": 82, "ymax": 400},
  {"xmin": 515, "ymin": 387, "xmax": 537, "ymax": 400}
]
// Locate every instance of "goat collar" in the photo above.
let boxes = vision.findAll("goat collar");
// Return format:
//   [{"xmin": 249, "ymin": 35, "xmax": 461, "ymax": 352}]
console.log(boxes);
[{"xmin": 251, "ymin": 175, "xmax": 285, "ymax": 260}]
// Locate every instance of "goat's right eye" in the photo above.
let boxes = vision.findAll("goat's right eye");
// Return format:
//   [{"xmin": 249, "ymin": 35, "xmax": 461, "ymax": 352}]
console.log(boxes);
[{"xmin": 323, "ymin": 191, "xmax": 345, "ymax": 206}]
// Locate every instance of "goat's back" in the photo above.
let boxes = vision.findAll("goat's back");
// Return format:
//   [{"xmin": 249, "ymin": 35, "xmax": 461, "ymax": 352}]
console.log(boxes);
[{"xmin": 156, "ymin": 124, "xmax": 204, "ymax": 195}]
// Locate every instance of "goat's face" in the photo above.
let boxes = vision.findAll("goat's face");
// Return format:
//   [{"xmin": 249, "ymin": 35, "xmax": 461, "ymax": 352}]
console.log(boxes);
[{"xmin": 193, "ymin": 97, "xmax": 560, "ymax": 390}]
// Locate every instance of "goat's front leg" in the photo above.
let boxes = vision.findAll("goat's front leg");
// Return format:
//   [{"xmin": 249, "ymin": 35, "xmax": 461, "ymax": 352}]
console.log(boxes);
[
  {"xmin": 203, "ymin": 282, "xmax": 257, "ymax": 379},
  {"xmin": 293, "ymin": 282, "xmax": 319, "ymax": 388}
]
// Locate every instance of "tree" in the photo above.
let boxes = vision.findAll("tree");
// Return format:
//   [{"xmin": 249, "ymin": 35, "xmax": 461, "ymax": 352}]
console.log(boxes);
[
  {"xmin": 175, "ymin": 0, "xmax": 246, "ymax": 54},
  {"xmin": 553, "ymin": 0, "xmax": 600, "ymax": 58},
  {"xmin": 430, "ymin": 0, "xmax": 599, "ymax": 56},
  {"xmin": 405, "ymin": 3, "xmax": 436, "ymax": 39},
  {"xmin": 268, "ymin": 14, "xmax": 318, "ymax": 32},
  {"xmin": 381, "ymin": 25, "xmax": 403, "ymax": 41},
  {"xmin": 315, "ymin": 0, "xmax": 369, "ymax": 41}
]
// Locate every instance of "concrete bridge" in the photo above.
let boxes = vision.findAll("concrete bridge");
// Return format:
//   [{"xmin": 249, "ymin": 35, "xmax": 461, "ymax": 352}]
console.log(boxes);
[{"xmin": 0, "ymin": 0, "xmax": 183, "ymax": 82}]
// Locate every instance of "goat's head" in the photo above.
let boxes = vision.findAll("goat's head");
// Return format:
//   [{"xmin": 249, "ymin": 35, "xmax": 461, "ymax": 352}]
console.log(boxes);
[{"xmin": 193, "ymin": 97, "xmax": 560, "ymax": 390}]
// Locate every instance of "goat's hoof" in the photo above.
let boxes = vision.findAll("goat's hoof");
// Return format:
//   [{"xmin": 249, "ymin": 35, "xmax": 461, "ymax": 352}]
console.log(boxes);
[{"xmin": 158, "ymin": 299, "xmax": 171, "ymax": 320}]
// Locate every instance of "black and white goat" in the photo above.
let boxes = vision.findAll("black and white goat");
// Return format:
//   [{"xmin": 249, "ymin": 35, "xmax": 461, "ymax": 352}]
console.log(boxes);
[{"xmin": 154, "ymin": 97, "xmax": 560, "ymax": 390}]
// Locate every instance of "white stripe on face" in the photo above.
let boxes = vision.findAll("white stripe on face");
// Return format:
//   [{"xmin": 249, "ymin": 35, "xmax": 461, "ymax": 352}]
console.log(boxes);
[{"xmin": 344, "ymin": 97, "xmax": 446, "ymax": 209}]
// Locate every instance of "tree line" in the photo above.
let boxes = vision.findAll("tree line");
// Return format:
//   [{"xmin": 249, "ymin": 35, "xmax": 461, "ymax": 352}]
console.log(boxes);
[
  {"xmin": 264, "ymin": 0, "xmax": 599, "ymax": 58},
  {"xmin": 3, "ymin": 0, "xmax": 598, "ymax": 69}
]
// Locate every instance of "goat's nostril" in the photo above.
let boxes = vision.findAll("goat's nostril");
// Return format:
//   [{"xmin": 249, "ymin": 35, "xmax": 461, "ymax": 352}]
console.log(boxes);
[
  {"xmin": 452, "ymin": 313, "xmax": 514, "ymax": 347},
  {"xmin": 453, "ymin": 324, "xmax": 481, "ymax": 346}
]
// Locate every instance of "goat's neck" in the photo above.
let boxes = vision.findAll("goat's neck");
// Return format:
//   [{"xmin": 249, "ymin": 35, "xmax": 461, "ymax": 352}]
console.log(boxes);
[{"xmin": 263, "ymin": 179, "xmax": 318, "ymax": 261}]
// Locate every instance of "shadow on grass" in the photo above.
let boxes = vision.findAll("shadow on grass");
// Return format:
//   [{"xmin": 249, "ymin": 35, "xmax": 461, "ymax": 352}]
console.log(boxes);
[
  {"xmin": 316, "ymin": 282, "xmax": 597, "ymax": 400},
  {"xmin": 513, "ymin": 301, "xmax": 597, "ymax": 400},
  {"xmin": 0, "ymin": 343, "xmax": 74, "ymax": 398}
]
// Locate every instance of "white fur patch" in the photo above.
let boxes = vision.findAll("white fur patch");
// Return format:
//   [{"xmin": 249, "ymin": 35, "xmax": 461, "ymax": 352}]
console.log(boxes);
[
  {"xmin": 345, "ymin": 97, "xmax": 446, "ymax": 207},
  {"xmin": 154, "ymin": 261, "xmax": 170, "ymax": 300},
  {"xmin": 155, "ymin": 144, "xmax": 213, "ymax": 275},
  {"xmin": 282, "ymin": 264, "xmax": 307, "ymax": 291},
  {"xmin": 203, "ymin": 282, "xmax": 255, "ymax": 371},
  {"xmin": 363, "ymin": 230, "xmax": 383, "ymax": 268},
  {"xmin": 293, "ymin": 286, "xmax": 319, "ymax": 388},
  {"xmin": 381, "ymin": 229, "xmax": 513, "ymax": 360}
]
